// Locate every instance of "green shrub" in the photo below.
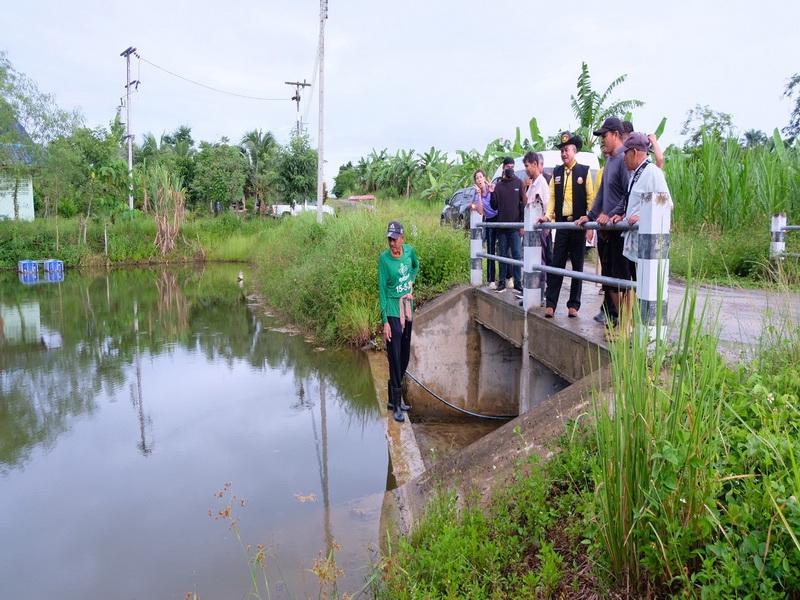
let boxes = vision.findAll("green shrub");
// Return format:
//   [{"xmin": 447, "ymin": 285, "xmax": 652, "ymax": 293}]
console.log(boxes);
[{"xmin": 58, "ymin": 197, "xmax": 77, "ymax": 218}]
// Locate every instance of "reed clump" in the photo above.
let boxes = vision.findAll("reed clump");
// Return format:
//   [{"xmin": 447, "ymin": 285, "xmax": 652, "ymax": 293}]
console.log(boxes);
[{"xmin": 143, "ymin": 164, "xmax": 186, "ymax": 256}]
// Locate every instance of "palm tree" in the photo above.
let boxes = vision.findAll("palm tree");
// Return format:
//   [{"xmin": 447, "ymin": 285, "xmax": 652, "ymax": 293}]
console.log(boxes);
[
  {"xmin": 139, "ymin": 133, "xmax": 160, "ymax": 161},
  {"xmin": 240, "ymin": 129, "xmax": 278, "ymax": 206},
  {"xmin": 741, "ymin": 129, "xmax": 768, "ymax": 148},
  {"xmin": 241, "ymin": 129, "xmax": 277, "ymax": 166},
  {"xmin": 569, "ymin": 62, "xmax": 644, "ymax": 151}
]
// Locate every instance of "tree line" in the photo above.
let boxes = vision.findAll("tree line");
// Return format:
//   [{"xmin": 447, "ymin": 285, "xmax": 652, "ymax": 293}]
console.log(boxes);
[
  {"xmin": 333, "ymin": 62, "xmax": 800, "ymax": 233},
  {"xmin": 0, "ymin": 51, "xmax": 317, "ymax": 220}
]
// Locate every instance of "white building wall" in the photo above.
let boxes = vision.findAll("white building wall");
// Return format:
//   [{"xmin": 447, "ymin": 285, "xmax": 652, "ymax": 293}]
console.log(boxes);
[{"xmin": 0, "ymin": 173, "xmax": 35, "ymax": 221}]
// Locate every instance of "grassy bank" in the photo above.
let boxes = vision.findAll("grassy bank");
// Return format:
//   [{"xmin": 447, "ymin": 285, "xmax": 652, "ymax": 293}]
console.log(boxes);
[
  {"xmin": 0, "ymin": 211, "xmax": 273, "ymax": 267},
  {"xmin": 377, "ymin": 298, "xmax": 800, "ymax": 598},
  {"xmin": 249, "ymin": 199, "xmax": 469, "ymax": 345}
]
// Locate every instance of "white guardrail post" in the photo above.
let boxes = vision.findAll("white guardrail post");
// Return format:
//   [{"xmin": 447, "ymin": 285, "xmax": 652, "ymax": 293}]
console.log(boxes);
[
  {"xmin": 771, "ymin": 213, "xmax": 787, "ymax": 259},
  {"xmin": 470, "ymin": 209, "xmax": 483, "ymax": 286},
  {"xmin": 522, "ymin": 203, "xmax": 541, "ymax": 312},
  {"xmin": 636, "ymin": 192, "xmax": 672, "ymax": 343}
]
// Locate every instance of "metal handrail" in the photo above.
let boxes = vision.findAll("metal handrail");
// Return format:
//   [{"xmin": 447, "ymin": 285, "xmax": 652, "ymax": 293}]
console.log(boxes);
[
  {"xmin": 477, "ymin": 252, "xmax": 636, "ymax": 290},
  {"xmin": 476, "ymin": 219, "xmax": 637, "ymax": 232},
  {"xmin": 539, "ymin": 221, "xmax": 637, "ymax": 232},
  {"xmin": 477, "ymin": 221, "xmax": 522, "ymax": 228},
  {"xmin": 470, "ymin": 202, "xmax": 671, "ymax": 347},
  {"xmin": 478, "ymin": 252, "xmax": 522, "ymax": 267}
]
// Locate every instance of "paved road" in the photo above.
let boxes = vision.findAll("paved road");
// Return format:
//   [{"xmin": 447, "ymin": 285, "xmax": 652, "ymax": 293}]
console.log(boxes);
[{"xmin": 493, "ymin": 277, "xmax": 800, "ymax": 362}]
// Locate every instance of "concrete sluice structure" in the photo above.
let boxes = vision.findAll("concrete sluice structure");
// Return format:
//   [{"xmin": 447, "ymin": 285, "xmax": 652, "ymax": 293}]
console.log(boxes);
[{"xmin": 369, "ymin": 284, "xmax": 613, "ymax": 543}]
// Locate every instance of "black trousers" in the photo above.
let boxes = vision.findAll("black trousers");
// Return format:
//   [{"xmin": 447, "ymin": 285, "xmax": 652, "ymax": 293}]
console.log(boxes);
[
  {"xmin": 386, "ymin": 316, "xmax": 412, "ymax": 389},
  {"xmin": 546, "ymin": 228, "xmax": 585, "ymax": 310}
]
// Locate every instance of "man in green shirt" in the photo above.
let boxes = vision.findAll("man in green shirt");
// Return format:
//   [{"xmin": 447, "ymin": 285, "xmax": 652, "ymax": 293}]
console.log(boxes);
[{"xmin": 378, "ymin": 220, "xmax": 419, "ymax": 423}]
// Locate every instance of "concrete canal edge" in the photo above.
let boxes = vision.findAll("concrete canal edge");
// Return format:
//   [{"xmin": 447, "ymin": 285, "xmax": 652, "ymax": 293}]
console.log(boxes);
[{"xmin": 366, "ymin": 284, "xmax": 613, "ymax": 545}]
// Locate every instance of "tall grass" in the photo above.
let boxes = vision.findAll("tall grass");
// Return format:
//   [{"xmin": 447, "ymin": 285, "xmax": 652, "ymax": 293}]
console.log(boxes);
[
  {"xmin": 665, "ymin": 134, "xmax": 800, "ymax": 231},
  {"xmin": 253, "ymin": 200, "xmax": 469, "ymax": 345},
  {"xmin": 594, "ymin": 288, "xmax": 728, "ymax": 592}
]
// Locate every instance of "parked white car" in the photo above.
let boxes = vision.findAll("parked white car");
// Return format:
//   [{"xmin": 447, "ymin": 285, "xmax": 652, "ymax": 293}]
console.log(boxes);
[{"xmin": 271, "ymin": 202, "xmax": 335, "ymax": 218}]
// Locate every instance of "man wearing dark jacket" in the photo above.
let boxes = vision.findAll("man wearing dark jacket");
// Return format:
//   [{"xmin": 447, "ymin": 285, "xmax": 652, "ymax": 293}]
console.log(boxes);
[
  {"xmin": 490, "ymin": 157, "xmax": 525, "ymax": 292},
  {"xmin": 577, "ymin": 117, "xmax": 630, "ymax": 326}
]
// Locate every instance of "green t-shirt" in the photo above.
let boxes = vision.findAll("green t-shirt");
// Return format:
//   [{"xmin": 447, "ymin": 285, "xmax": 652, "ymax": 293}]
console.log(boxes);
[{"xmin": 378, "ymin": 245, "xmax": 419, "ymax": 324}]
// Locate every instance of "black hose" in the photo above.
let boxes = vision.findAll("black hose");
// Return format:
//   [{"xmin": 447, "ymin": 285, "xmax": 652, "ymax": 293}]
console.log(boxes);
[{"xmin": 404, "ymin": 371, "xmax": 516, "ymax": 421}]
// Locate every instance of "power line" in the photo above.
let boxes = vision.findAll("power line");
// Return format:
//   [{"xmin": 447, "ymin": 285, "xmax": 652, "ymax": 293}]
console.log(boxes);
[
  {"xmin": 138, "ymin": 55, "xmax": 288, "ymax": 102},
  {"xmin": 302, "ymin": 40, "xmax": 321, "ymax": 125}
]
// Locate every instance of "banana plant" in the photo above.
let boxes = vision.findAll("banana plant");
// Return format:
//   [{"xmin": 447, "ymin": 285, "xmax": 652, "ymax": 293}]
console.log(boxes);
[
  {"xmin": 569, "ymin": 62, "xmax": 644, "ymax": 151},
  {"xmin": 511, "ymin": 117, "xmax": 546, "ymax": 155}
]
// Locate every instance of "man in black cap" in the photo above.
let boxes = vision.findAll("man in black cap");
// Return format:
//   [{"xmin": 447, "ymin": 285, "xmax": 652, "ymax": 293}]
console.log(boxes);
[
  {"xmin": 540, "ymin": 132, "xmax": 595, "ymax": 317},
  {"xmin": 577, "ymin": 117, "xmax": 630, "ymax": 327},
  {"xmin": 378, "ymin": 220, "xmax": 419, "ymax": 423},
  {"xmin": 490, "ymin": 157, "xmax": 525, "ymax": 292}
]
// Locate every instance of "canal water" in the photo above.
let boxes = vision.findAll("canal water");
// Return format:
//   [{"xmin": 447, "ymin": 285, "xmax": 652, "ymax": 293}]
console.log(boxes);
[{"xmin": 0, "ymin": 265, "xmax": 387, "ymax": 599}]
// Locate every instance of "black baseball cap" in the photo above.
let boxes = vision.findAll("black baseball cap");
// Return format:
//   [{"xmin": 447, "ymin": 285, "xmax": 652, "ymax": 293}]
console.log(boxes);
[
  {"xmin": 387, "ymin": 220, "xmax": 404, "ymax": 239},
  {"xmin": 593, "ymin": 117, "xmax": 624, "ymax": 136}
]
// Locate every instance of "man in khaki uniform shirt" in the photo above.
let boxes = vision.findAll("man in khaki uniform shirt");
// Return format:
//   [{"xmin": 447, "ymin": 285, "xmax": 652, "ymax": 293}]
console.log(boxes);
[{"xmin": 540, "ymin": 131, "xmax": 595, "ymax": 317}]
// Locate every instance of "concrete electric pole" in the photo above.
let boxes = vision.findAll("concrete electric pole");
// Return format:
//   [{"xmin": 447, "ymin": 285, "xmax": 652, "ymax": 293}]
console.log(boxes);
[
  {"xmin": 316, "ymin": 0, "xmax": 328, "ymax": 224},
  {"xmin": 120, "ymin": 47, "xmax": 139, "ymax": 211}
]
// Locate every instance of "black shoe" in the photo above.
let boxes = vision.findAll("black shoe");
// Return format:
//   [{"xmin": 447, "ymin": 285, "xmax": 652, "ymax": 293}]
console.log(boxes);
[{"xmin": 393, "ymin": 404, "xmax": 405, "ymax": 422}]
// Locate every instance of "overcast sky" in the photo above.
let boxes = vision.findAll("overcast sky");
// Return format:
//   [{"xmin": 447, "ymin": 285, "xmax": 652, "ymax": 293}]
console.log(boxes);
[{"xmin": 4, "ymin": 0, "xmax": 799, "ymax": 186}]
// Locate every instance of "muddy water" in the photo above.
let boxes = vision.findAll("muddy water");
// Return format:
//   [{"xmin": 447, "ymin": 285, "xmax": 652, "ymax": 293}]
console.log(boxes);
[{"xmin": 0, "ymin": 265, "xmax": 386, "ymax": 599}]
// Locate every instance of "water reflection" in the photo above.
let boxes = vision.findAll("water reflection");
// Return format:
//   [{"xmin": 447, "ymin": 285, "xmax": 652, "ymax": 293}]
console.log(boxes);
[
  {"xmin": 0, "ymin": 265, "xmax": 385, "ymax": 599},
  {"xmin": 0, "ymin": 267, "xmax": 378, "ymax": 473}
]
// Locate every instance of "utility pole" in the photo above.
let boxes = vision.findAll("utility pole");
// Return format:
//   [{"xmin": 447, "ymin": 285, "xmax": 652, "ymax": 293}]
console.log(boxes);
[
  {"xmin": 120, "ymin": 47, "xmax": 139, "ymax": 211},
  {"xmin": 316, "ymin": 0, "xmax": 328, "ymax": 224},
  {"xmin": 285, "ymin": 79, "xmax": 311, "ymax": 137}
]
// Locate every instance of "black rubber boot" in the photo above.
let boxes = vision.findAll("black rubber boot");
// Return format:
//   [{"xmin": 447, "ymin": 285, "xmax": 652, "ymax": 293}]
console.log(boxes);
[
  {"xmin": 391, "ymin": 386, "xmax": 405, "ymax": 422},
  {"xmin": 386, "ymin": 381, "xmax": 395, "ymax": 411},
  {"xmin": 397, "ymin": 384, "xmax": 411, "ymax": 411}
]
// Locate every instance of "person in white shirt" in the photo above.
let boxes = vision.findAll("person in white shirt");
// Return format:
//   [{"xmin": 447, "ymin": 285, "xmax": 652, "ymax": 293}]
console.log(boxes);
[
  {"xmin": 611, "ymin": 132, "xmax": 673, "ymax": 328},
  {"xmin": 523, "ymin": 151, "xmax": 551, "ymax": 304}
]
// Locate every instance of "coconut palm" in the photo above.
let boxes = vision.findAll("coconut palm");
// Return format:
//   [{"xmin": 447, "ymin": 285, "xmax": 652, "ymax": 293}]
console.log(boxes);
[{"xmin": 240, "ymin": 129, "xmax": 278, "ymax": 206}]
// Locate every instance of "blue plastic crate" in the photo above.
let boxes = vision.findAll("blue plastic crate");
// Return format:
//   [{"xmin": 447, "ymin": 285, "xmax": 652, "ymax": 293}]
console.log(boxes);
[
  {"xmin": 17, "ymin": 260, "xmax": 37, "ymax": 274},
  {"xmin": 44, "ymin": 259, "xmax": 64, "ymax": 272}
]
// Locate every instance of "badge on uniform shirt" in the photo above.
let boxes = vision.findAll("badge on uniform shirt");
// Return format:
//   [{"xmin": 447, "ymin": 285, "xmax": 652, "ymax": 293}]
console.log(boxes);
[
  {"xmin": 555, "ymin": 175, "xmax": 561, "ymax": 184},
  {"xmin": 577, "ymin": 177, "xmax": 584, "ymax": 185}
]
